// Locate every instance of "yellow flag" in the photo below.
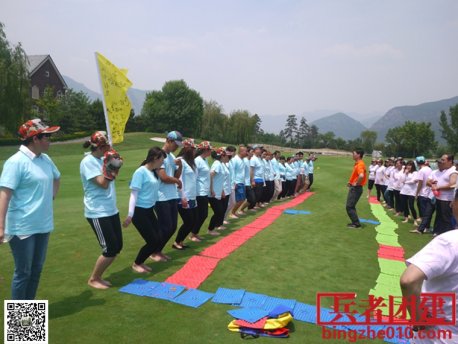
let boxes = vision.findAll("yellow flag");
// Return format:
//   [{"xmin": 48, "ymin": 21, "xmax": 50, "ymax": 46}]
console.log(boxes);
[{"xmin": 96, "ymin": 52, "xmax": 132, "ymax": 144}]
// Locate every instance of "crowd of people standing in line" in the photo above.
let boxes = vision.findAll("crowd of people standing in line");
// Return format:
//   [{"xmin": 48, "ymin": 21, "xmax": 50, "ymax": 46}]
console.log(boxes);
[
  {"xmin": 0, "ymin": 120, "xmax": 319, "ymax": 297},
  {"xmin": 366, "ymin": 155, "xmax": 458, "ymax": 236}
]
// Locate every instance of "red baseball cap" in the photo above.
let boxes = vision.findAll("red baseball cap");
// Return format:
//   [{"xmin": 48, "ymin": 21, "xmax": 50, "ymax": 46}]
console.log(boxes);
[{"xmin": 18, "ymin": 119, "xmax": 60, "ymax": 141}]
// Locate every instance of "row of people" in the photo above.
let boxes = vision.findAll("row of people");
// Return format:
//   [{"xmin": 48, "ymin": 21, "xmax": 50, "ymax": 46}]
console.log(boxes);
[
  {"xmin": 367, "ymin": 155, "xmax": 458, "ymax": 236},
  {"xmin": 82, "ymin": 131, "xmax": 318, "ymax": 287}
]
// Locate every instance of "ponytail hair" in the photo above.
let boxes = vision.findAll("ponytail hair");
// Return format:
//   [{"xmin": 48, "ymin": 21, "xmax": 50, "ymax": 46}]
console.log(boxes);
[{"xmin": 141, "ymin": 147, "xmax": 167, "ymax": 166}]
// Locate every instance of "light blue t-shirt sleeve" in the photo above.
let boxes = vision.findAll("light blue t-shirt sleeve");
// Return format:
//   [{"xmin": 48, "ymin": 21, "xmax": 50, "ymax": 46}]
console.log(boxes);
[
  {"xmin": 82, "ymin": 156, "xmax": 102, "ymax": 181},
  {"xmin": 0, "ymin": 158, "xmax": 21, "ymax": 190},
  {"xmin": 130, "ymin": 168, "xmax": 144, "ymax": 190}
]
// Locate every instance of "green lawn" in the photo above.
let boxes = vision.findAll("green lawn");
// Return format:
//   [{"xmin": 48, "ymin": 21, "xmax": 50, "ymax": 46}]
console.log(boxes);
[{"xmin": 0, "ymin": 133, "xmax": 431, "ymax": 343}]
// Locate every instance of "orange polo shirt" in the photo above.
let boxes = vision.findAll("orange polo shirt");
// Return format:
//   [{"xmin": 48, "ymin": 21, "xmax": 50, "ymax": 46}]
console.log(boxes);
[{"xmin": 349, "ymin": 160, "xmax": 367, "ymax": 186}]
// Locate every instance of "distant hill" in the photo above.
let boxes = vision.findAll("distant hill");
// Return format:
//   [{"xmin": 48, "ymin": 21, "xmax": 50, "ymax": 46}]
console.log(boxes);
[
  {"xmin": 311, "ymin": 112, "xmax": 367, "ymax": 140},
  {"xmin": 63, "ymin": 75, "xmax": 149, "ymax": 116},
  {"xmin": 370, "ymin": 96, "xmax": 458, "ymax": 142}
]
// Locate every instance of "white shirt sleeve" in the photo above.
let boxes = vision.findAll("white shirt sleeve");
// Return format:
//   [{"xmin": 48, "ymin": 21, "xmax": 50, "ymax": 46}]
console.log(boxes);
[{"xmin": 127, "ymin": 189, "xmax": 139, "ymax": 217}]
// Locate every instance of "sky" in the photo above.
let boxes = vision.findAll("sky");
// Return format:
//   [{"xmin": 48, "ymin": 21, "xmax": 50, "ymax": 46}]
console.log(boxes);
[{"xmin": 2, "ymin": 0, "xmax": 458, "ymax": 120}]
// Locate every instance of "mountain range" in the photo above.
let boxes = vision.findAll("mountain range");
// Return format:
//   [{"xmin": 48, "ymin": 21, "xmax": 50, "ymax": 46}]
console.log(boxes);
[{"xmin": 63, "ymin": 75, "xmax": 458, "ymax": 143}]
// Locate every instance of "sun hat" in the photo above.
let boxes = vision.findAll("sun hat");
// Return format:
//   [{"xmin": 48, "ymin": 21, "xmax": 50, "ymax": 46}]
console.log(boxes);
[
  {"xmin": 197, "ymin": 141, "xmax": 212, "ymax": 150},
  {"xmin": 18, "ymin": 118, "xmax": 60, "ymax": 140}
]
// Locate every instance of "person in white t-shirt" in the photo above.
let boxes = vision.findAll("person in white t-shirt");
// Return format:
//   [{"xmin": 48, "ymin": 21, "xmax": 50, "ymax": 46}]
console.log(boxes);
[
  {"xmin": 399, "ymin": 161, "xmax": 419, "ymax": 224},
  {"xmin": 374, "ymin": 159, "xmax": 386, "ymax": 203},
  {"xmin": 412, "ymin": 157, "xmax": 434, "ymax": 234},
  {"xmin": 367, "ymin": 159, "xmax": 378, "ymax": 199},
  {"xmin": 384, "ymin": 159, "xmax": 395, "ymax": 209},
  {"xmin": 427, "ymin": 154, "xmax": 457, "ymax": 235},
  {"xmin": 391, "ymin": 159, "xmax": 405, "ymax": 216},
  {"xmin": 400, "ymin": 230, "xmax": 458, "ymax": 343}
]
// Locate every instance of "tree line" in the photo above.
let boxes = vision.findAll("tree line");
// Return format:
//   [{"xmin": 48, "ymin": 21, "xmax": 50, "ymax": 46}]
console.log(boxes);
[{"xmin": 2, "ymin": 21, "xmax": 458, "ymax": 158}]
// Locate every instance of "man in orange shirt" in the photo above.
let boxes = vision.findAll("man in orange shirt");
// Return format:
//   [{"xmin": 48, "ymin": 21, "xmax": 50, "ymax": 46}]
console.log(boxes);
[{"xmin": 346, "ymin": 149, "xmax": 367, "ymax": 228}]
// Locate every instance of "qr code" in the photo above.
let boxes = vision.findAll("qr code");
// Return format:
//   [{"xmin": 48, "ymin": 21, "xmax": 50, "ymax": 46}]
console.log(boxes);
[{"xmin": 4, "ymin": 300, "xmax": 48, "ymax": 343}]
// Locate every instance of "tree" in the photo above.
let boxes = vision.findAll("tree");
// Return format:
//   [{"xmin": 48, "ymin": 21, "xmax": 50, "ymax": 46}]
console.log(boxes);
[
  {"xmin": 283, "ymin": 114, "xmax": 298, "ymax": 146},
  {"xmin": 141, "ymin": 79, "xmax": 203, "ymax": 136},
  {"xmin": 360, "ymin": 130, "xmax": 378, "ymax": 154},
  {"xmin": 296, "ymin": 117, "xmax": 310, "ymax": 147},
  {"xmin": 35, "ymin": 86, "xmax": 59, "ymax": 123},
  {"xmin": 439, "ymin": 104, "xmax": 458, "ymax": 153},
  {"xmin": 199, "ymin": 100, "xmax": 226, "ymax": 141},
  {"xmin": 56, "ymin": 89, "xmax": 93, "ymax": 132},
  {"xmin": 88, "ymin": 99, "xmax": 107, "ymax": 131},
  {"xmin": 0, "ymin": 22, "xmax": 30, "ymax": 136},
  {"xmin": 252, "ymin": 113, "xmax": 264, "ymax": 140},
  {"xmin": 385, "ymin": 121, "xmax": 437, "ymax": 157}
]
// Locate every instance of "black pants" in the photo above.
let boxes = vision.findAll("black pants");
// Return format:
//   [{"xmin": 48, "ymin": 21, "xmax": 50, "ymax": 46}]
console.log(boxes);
[
  {"xmin": 434, "ymin": 199, "xmax": 453, "ymax": 235},
  {"xmin": 279, "ymin": 181, "xmax": 287, "ymax": 199},
  {"xmin": 208, "ymin": 197, "xmax": 225, "ymax": 230},
  {"xmin": 393, "ymin": 190, "xmax": 402, "ymax": 212},
  {"xmin": 400, "ymin": 194, "xmax": 417, "ymax": 219},
  {"xmin": 132, "ymin": 206, "xmax": 162, "ymax": 264},
  {"xmin": 289, "ymin": 179, "xmax": 297, "ymax": 196},
  {"xmin": 418, "ymin": 197, "xmax": 435, "ymax": 232},
  {"xmin": 308, "ymin": 174, "xmax": 314, "ymax": 189},
  {"xmin": 176, "ymin": 205, "xmax": 199, "ymax": 243},
  {"xmin": 263, "ymin": 181, "xmax": 274, "ymax": 202},
  {"xmin": 384, "ymin": 189, "xmax": 394, "ymax": 208},
  {"xmin": 245, "ymin": 186, "xmax": 256, "ymax": 209},
  {"xmin": 346, "ymin": 186, "xmax": 363, "ymax": 225},
  {"xmin": 375, "ymin": 184, "xmax": 386, "ymax": 202},
  {"xmin": 155, "ymin": 199, "xmax": 178, "ymax": 251},
  {"xmin": 87, "ymin": 213, "xmax": 123, "ymax": 258},
  {"xmin": 192, "ymin": 196, "xmax": 208, "ymax": 235},
  {"xmin": 254, "ymin": 182, "xmax": 264, "ymax": 203}
]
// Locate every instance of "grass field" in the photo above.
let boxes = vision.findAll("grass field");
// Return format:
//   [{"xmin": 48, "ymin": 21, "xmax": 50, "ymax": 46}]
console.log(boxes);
[{"xmin": 0, "ymin": 133, "xmax": 432, "ymax": 343}]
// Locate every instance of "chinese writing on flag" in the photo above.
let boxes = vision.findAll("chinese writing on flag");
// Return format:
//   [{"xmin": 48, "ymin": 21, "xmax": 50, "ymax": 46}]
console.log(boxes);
[{"xmin": 96, "ymin": 52, "xmax": 132, "ymax": 144}]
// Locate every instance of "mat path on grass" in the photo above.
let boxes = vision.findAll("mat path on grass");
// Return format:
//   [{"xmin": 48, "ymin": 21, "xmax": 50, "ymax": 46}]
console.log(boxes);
[{"xmin": 165, "ymin": 192, "xmax": 314, "ymax": 288}]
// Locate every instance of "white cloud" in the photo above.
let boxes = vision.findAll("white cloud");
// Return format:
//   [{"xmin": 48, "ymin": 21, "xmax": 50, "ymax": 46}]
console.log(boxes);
[{"xmin": 325, "ymin": 43, "xmax": 404, "ymax": 59}]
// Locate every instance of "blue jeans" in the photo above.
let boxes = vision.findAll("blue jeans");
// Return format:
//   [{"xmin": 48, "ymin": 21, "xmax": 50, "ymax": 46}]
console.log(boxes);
[{"xmin": 9, "ymin": 233, "xmax": 50, "ymax": 300}]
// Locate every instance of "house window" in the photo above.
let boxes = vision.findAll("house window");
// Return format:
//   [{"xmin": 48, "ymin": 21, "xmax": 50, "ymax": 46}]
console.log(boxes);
[
  {"xmin": 57, "ymin": 90, "xmax": 63, "ymax": 98},
  {"xmin": 32, "ymin": 85, "xmax": 40, "ymax": 99},
  {"xmin": 45, "ymin": 70, "xmax": 50, "ymax": 77}
]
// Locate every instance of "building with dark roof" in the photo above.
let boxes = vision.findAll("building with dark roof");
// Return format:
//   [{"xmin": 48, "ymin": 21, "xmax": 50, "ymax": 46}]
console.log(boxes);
[{"xmin": 27, "ymin": 55, "xmax": 67, "ymax": 100}]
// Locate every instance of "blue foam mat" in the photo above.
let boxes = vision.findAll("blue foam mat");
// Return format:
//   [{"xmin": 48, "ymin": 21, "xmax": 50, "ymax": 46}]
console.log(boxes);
[
  {"xmin": 228, "ymin": 307, "xmax": 270, "ymax": 323},
  {"xmin": 148, "ymin": 282, "xmax": 185, "ymax": 300},
  {"xmin": 292, "ymin": 302, "xmax": 317, "ymax": 323},
  {"xmin": 171, "ymin": 289, "xmax": 214, "ymax": 308},
  {"xmin": 262, "ymin": 296, "xmax": 297, "ymax": 312},
  {"xmin": 283, "ymin": 209, "xmax": 311, "ymax": 215},
  {"xmin": 212, "ymin": 287, "xmax": 245, "ymax": 305},
  {"xmin": 119, "ymin": 279, "xmax": 160, "ymax": 297},
  {"xmin": 359, "ymin": 218, "xmax": 381, "ymax": 225},
  {"xmin": 240, "ymin": 292, "xmax": 269, "ymax": 309}
]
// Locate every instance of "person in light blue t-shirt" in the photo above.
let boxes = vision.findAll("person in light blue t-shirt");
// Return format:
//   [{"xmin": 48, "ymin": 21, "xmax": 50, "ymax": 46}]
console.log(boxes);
[
  {"xmin": 208, "ymin": 148, "xmax": 228, "ymax": 235},
  {"xmin": 154, "ymin": 131, "xmax": 183, "ymax": 262},
  {"xmin": 173, "ymin": 139, "xmax": 198, "ymax": 250},
  {"xmin": 250, "ymin": 145, "xmax": 265, "ymax": 208},
  {"xmin": 122, "ymin": 147, "xmax": 166, "ymax": 274},
  {"xmin": 191, "ymin": 141, "xmax": 212, "ymax": 242},
  {"xmin": 0, "ymin": 119, "xmax": 60, "ymax": 300},
  {"xmin": 228, "ymin": 145, "xmax": 248, "ymax": 217},
  {"xmin": 80, "ymin": 131, "xmax": 123, "ymax": 290}
]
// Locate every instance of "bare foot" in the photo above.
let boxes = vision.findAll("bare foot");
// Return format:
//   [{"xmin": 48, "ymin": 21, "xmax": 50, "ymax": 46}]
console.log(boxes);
[
  {"xmin": 101, "ymin": 279, "xmax": 112, "ymax": 287},
  {"xmin": 132, "ymin": 263, "xmax": 149, "ymax": 273},
  {"xmin": 88, "ymin": 279, "xmax": 110, "ymax": 289},
  {"xmin": 229, "ymin": 214, "xmax": 239, "ymax": 219},
  {"xmin": 150, "ymin": 254, "xmax": 167, "ymax": 262},
  {"xmin": 159, "ymin": 253, "xmax": 171, "ymax": 260},
  {"xmin": 208, "ymin": 230, "xmax": 220, "ymax": 236}
]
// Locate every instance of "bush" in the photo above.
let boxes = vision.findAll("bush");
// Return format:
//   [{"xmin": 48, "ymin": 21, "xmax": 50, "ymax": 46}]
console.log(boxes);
[{"xmin": 0, "ymin": 131, "xmax": 91, "ymax": 146}]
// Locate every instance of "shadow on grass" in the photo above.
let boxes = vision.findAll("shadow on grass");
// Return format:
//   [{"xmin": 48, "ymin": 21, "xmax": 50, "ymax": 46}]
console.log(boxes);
[{"xmin": 49, "ymin": 290, "xmax": 105, "ymax": 319}]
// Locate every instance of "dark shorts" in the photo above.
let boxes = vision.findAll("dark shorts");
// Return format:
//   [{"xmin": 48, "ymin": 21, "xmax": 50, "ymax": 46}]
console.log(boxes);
[
  {"xmin": 368, "ymin": 179, "xmax": 375, "ymax": 190},
  {"xmin": 235, "ymin": 183, "xmax": 246, "ymax": 202},
  {"xmin": 87, "ymin": 213, "xmax": 123, "ymax": 257},
  {"xmin": 455, "ymin": 189, "xmax": 458, "ymax": 200}
]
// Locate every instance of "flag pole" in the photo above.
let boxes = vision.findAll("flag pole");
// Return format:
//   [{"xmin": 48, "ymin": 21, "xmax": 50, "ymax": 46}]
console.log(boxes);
[{"xmin": 94, "ymin": 52, "xmax": 113, "ymax": 144}]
